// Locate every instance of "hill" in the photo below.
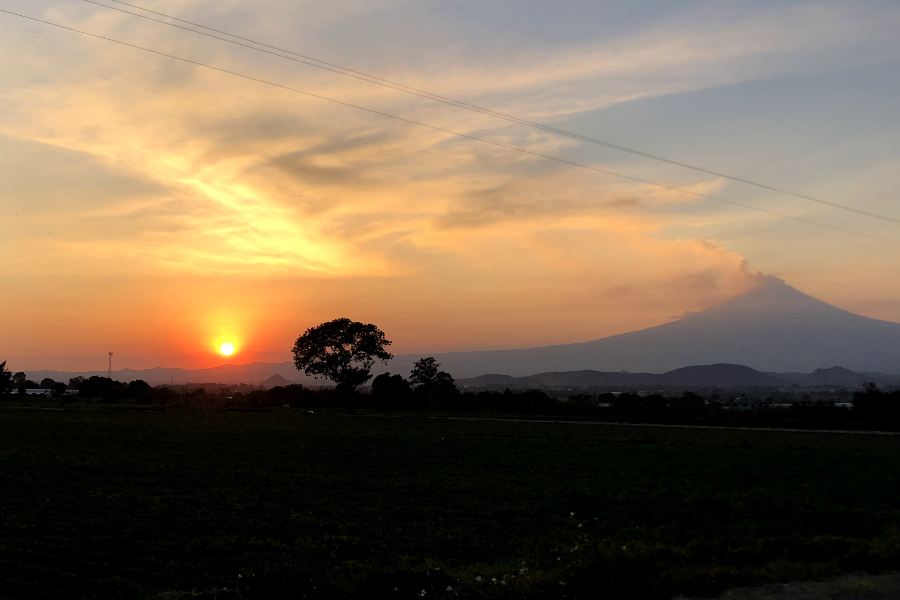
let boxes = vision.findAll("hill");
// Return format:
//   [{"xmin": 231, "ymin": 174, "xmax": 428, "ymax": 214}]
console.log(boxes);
[
  {"xmin": 660, "ymin": 364, "xmax": 786, "ymax": 388},
  {"xmin": 259, "ymin": 374, "xmax": 296, "ymax": 388},
  {"xmin": 459, "ymin": 364, "xmax": 802, "ymax": 390}
]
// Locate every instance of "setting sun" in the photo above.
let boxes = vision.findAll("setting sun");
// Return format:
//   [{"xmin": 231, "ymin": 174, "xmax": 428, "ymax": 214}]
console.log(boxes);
[{"xmin": 219, "ymin": 342, "xmax": 236, "ymax": 357}]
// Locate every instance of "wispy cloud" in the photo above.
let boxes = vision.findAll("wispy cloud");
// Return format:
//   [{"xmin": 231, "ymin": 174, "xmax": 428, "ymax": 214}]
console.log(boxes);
[{"xmin": 2, "ymin": 0, "xmax": 898, "ymax": 367}]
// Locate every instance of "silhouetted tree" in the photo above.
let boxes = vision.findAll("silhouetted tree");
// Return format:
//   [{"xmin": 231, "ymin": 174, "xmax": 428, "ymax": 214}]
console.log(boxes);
[
  {"xmin": 409, "ymin": 357, "xmax": 457, "ymax": 405},
  {"xmin": 669, "ymin": 392, "xmax": 708, "ymax": 418},
  {"xmin": 40, "ymin": 378, "xmax": 56, "ymax": 389},
  {"xmin": 68, "ymin": 376, "xmax": 85, "ymax": 390},
  {"xmin": 854, "ymin": 383, "xmax": 900, "ymax": 421},
  {"xmin": 79, "ymin": 376, "xmax": 126, "ymax": 402},
  {"xmin": 371, "ymin": 373, "xmax": 413, "ymax": 406},
  {"xmin": 0, "ymin": 362, "xmax": 11, "ymax": 394},
  {"xmin": 262, "ymin": 384, "xmax": 310, "ymax": 408},
  {"xmin": 12, "ymin": 372, "xmax": 26, "ymax": 392},
  {"xmin": 127, "ymin": 380, "xmax": 152, "ymax": 403},
  {"xmin": 568, "ymin": 394, "xmax": 599, "ymax": 409},
  {"xmin": 151, "ymin": 386, "xmax": 181, "ymax": 406},
  {"xmin": 518, "ymin": 389, "xmax": 555, "ymax": 412},
  {"xmin": 291, "ymin": 318, "xmax": 393, "ymax": 394}
]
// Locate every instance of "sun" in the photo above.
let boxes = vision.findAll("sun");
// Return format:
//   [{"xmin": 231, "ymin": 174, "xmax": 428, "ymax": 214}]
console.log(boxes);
[{"xmin": 219, "ymin": 341, "xmax": 236, "ymax": 357}]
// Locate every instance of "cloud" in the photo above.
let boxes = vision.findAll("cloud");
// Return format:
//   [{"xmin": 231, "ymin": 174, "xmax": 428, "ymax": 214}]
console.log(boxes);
[
  {"xmin": 347, "ymin": 2, "xmax": 900, "ymax": 120},
  {"xmin": 0, "ymin": 1, "xmax": 783, "ymax": 289},
  {"xmin": 10, "ymin": 0, "xmax": 869, "ymax": 276},
  {"xmin": 6, "ymin": 0, "xmax": 898, "ymax": 368}
]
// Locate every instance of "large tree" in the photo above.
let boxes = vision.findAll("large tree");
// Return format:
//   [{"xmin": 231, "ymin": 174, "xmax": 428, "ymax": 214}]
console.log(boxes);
[{"xmin": 291, "ymin": 318, "xmax": 393, "ymax": 392}]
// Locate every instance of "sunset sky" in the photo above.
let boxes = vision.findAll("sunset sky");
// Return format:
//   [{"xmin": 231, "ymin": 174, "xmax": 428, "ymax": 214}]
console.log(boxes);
[{"xmin": 2, "ymin": 0, "xmax": 900, "ymax": 371}]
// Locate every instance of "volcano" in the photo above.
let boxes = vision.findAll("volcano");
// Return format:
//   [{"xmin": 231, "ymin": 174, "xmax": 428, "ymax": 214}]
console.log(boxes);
[{"xmin": 388, "ymin": 277, "xmax": 900, "ymax": 377}]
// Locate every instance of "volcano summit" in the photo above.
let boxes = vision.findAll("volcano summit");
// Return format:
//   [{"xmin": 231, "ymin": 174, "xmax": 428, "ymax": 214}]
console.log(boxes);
[{"xmin": 387, "ymin": 277, "xmax": 900, "ymax": 377}]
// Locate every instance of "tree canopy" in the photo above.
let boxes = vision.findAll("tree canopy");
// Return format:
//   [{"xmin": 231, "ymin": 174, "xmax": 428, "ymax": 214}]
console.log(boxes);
[
  {"xmin": 371, "ymin": 373, "xmax": 412, "ymax": 403},
  {"xmin": 291, "ymin": 318, "xmax": 393, "ymax": 391},
  {"xmin": 0, "ymin": 362, "xmax": 10, "ymax": 393},
  {"xmin": 409, "ymin": 356, "xmax": 457, "ymax": 402}
]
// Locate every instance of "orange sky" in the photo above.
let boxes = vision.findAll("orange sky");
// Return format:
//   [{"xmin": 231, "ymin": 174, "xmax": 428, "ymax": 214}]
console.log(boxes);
[{"xmin": 2, "ymin": 1, "xmax": 900, "ymax": 371}]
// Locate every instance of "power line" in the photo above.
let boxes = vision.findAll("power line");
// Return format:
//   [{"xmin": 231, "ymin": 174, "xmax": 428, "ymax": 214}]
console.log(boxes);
[
  {"xmin": 0, "ymin": 8, "xmax": 896, "ymax": 245},
  {"xmin": 83, "ymin": 0, "xmax": 900, "ymax": 226}
]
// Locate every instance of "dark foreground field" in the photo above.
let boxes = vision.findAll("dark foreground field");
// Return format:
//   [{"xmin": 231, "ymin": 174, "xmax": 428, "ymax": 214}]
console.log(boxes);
[{"xmin": 2, "ymin": 410, "xmax": 900, "ymax": 599}]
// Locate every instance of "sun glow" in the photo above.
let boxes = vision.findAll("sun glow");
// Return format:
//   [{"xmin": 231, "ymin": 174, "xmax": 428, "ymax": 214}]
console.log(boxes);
[{"xmin": 219, "ymin": 341, "xmax": 236, "ymax": 357}]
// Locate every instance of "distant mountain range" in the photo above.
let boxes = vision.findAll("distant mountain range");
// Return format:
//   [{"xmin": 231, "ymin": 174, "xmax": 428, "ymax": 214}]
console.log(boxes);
[
  {"xmin": 23, "ymin": 361, "xmax": 894, "ymax": 392},
  {"xmin": 24, "ymin": 362, "xmax": 315, "ymax": 387},
  {"xmin": 23, "ymin": 277, "xmax": 900, "ymax": 387},
  {"xmin": 457, "ymin": 364, "xmax": 897, "ymax": 390}
]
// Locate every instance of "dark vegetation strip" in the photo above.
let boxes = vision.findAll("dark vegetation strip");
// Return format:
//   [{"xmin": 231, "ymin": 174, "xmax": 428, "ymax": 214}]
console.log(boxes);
[
  {"xmin": 1, "ymin": 409, "xmax": 900, "ymax": 599},
  {"xmin": 346, "ymin": 412, "xmax": 900, "ymax": 436},
  {"xmin": 7, "ymin": 375, "xmax": 900, "ymax": 433}
]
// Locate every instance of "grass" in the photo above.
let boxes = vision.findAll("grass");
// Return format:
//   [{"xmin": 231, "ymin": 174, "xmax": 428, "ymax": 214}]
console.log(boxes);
[{"xmin": 1, "ymin": 408, "xmax": 900, "ymax": 599}]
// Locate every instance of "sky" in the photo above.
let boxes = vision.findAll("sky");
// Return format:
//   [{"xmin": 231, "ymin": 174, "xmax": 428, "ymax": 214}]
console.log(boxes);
[{"xmin": 2, "ymin": 0, "xmax": 900, "ymax": 371}]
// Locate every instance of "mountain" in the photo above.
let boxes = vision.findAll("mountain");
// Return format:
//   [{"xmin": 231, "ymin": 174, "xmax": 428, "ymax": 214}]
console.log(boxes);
[
  {"xmin": 458, "ymin": 364, "xmax": 789, "ymax": 390},
  {"xmin": 456, "ymin": 370, "xmax": 650, "ymax": 389},
  {"xmin": 516, "ymin": 370, "xmax": 655, "ymax": 388},
  {"xmin": 386, "ymin": 276, "xmax": 900, "ymax": 377},
  {"xmin": 658, "ymin": 364, "xmax": 786, "ymax": 388},
  {"xmin": 794, "ymin": 367, "xmax": 870, "ymax": 388},
  {"xmin": 259, "ymin": 374, "xmax": 296, "ymax": 388},
  {"xmin": 459, "ymin": 374, "xmax": 519, "ymax": 387}
]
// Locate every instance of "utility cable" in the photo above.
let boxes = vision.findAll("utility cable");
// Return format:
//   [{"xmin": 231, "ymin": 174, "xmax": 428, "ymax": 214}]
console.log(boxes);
[
  {"xmin": 0, "ymin": 8, "xmax": 896, "ymax": 244},
  {"xmin": 81, "ymin": 0, "xmax": 900, "ymax": 226}
]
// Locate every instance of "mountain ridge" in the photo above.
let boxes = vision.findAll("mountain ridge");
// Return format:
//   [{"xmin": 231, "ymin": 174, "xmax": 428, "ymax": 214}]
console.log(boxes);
[{"xmin": 456, "ymin": 363, "xmax": 898, "ymax": 390}]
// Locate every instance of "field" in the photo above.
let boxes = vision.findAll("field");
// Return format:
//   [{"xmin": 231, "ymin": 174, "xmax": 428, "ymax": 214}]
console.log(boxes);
[{"xmin": 2, "ymin": 409, "xmax": 900, "ymax": 599}]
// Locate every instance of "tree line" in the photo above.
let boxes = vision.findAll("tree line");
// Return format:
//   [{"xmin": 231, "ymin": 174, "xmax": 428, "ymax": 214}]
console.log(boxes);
[{"xmin": 0, "ymin": 362, "xmax": 155, "ymax": 401}]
